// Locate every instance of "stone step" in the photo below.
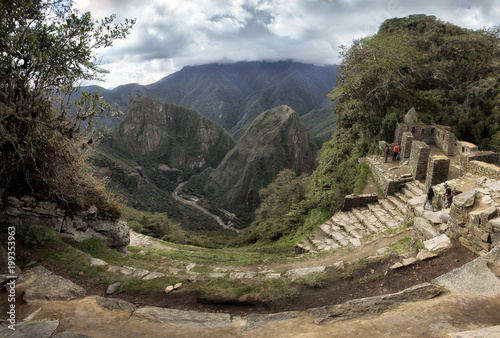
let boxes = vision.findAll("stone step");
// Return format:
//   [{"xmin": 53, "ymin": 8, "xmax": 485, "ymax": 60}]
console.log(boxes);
[
  {"xmin": 401, "ymin": 186, "xmax": 417, "ymax": 199},
  {"xmin": 379, "ymin": 198, "xmax": 404, "ymax": 220},
  {"xmin": 406, "ymin": 181, "xmax": 425, "ymax": 196},
  {"xmin": 351, "ymin": 207, "xmax": 388, "ymax": 234},
  {"xmin": 308, "ymin": 230, "xmax": 340, "ymax": 252},
  {"xmin": 367, "ymin": 203, "xmax": 400, "ymax": 229},
  {"xmin": 319, "ymin": 219, "xmax": 352, "ymax": 248},
  {"xmin": 386, "ymin": 195, "xmax": 407, "ymax": 216}
]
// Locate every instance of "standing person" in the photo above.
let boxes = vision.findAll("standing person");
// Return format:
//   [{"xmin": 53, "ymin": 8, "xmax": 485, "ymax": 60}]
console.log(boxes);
[
  {"xmin": 423, "ymin": 186, "xmax": 435, "ymax": 211},
  {"xmin": 384, "ymin": 144, "xmax": 391, "ymax": 163},
  {"xmin": 392, "ymin": 143, "xmax": 400, "ymax": 161},
  {"xmin": 444, "ymin": 183, "xmax": 453, "ymax": 208}
]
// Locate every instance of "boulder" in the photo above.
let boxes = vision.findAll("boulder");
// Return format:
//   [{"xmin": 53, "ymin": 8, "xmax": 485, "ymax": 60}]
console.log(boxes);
[
  {"xmin": 423, "ymin": 234, "xmax": 452, "ymax": 252},
  {"xmin": 17, "ymin": 266, "xmax": 85, "ymax": 302},
  {"xmin": 453, "ymin": 190, "xmax": 475, "ymax": 208},
  {"xmin": 0, "ymin": 320, "xmax": 59, "ymax": 338}
]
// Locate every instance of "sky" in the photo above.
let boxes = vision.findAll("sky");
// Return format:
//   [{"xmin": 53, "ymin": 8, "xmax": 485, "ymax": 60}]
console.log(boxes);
[{"xmin": 73, "ymin": 0, "xmax": 500, "ymax": 88}]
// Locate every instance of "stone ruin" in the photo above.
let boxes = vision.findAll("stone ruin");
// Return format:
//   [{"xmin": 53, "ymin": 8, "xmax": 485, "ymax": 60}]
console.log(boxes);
[{"xmin": 380, "ymin": 107, "xmax": 500, "ymax": 255}]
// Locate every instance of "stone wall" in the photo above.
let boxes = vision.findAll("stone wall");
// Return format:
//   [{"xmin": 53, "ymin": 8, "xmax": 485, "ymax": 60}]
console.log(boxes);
[
  {"xmin": 400, "ymin": 132, "xmax": 414, "ymax": 159},
  {"xmin": 456, "ymin": 141, "xmax": 478, "ymax": 156},
  {"xmin": 460, "ymin": 152, "xmax": 499, "ymax": 176},
  {"xmin": 425, "ymin": 155, "xmax": 449, "ymax": 189},
  {"xmin": 409, "ymin": 141, "xmax": 430, "ymax": 180},
  {"xmin": 394, "ymin": 123, "xmax": 435, "ymax": 145},
  {"xmin": 446, "ymin": 179, "xmax": 500, "ymax": 255},
  {"xmin": 363, "ymin": 156, "xmax": 410, "ymax": 196},
  {"xmin": 394, "ymin": 124, "xmax": 455, "ymax": 156},
  {"xmin": 0, "ymin": 192, "xmax": 130, "ymax": 252},
  {"xmin": 433, "ymin": 126, "xmax": 455, "ymax": 156},
  {"xmin": 343, "ymin": 194, "xmax": 379, "ymax": 211}
]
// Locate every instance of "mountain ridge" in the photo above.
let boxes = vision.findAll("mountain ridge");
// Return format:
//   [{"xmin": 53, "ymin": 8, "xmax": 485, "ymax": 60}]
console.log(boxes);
[{"xmin": 79, "ymin": 61, "xmax": 338, "ymax": 142}]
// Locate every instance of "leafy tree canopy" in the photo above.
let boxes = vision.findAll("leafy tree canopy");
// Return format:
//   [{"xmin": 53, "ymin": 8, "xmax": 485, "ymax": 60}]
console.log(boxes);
[{"xmin": 0, "ymin": 0, "xmax": 134, "ymax": 213}]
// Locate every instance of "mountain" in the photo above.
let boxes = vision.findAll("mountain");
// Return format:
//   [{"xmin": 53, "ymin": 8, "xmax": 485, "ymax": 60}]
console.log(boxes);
[
  {"xmin": 89, "ymin": 95, "xmax": 236, "ymax": 233},
  {"xmin": 79, "ymin": 61, "xmax": 338, "ymax": 142},
  {"xmin": 182, "ymin": 105, "xmax": 318, "ymax": 226}
]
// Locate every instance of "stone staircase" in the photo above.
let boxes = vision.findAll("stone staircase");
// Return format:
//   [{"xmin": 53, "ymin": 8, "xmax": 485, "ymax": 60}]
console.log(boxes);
[{"xmin": 301, "ymin": 181, "xmax": 426, "ymax": 252}]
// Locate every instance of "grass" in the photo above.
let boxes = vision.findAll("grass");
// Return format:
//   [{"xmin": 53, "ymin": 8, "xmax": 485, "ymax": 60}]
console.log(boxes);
[{"xmin": 293, "ymin": 272, "xmax": 328, "ymax": 288}]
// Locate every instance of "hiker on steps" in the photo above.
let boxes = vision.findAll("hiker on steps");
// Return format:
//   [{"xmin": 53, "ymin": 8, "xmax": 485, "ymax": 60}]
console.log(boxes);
[{"xmin": 423, "ymin": 186, "xmax": 435, "ymax": 211}]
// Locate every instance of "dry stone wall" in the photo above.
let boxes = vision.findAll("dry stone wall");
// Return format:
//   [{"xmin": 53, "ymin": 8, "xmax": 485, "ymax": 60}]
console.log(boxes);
[
  {"xmin": 446, "ymin": 178, "xmax": 500, "ymax": 255},
  {"xmin": 0, "ymin": 190, "xmax": 130, "ymax": 252},
  {"xmin": 409, "ymin": 141, "xmax": 430, "ymax": 180}
]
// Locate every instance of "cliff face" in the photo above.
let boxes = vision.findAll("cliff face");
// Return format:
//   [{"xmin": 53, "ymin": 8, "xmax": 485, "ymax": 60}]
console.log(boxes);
[
  {"xmin": 112, "ymin": 95, "xmax": 236, "ymax": 172},
  {"xmin": 185, "ymin": 105, "xmax": 318, "ymax": 224}
]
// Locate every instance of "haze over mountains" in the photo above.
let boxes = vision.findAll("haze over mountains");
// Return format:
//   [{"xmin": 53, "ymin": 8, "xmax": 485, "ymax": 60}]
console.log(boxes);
[{"xmin": 81, "ymin": 61, "xmax": 338, "ymax": 143}]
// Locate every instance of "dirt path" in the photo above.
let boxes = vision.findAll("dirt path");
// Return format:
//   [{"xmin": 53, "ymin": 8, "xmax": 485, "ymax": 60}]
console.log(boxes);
[{"xmin": 172, "ymin": 182, "xmax": 241, "ymax": 232}]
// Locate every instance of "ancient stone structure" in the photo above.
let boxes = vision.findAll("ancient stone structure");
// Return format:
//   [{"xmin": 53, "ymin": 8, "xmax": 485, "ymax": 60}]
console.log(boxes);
[
  {"xmin": 445, "ymin": 179, "xmax": 500, "ymax": 254},
  {"xmin": 400, "ymin": 132, "xmax": 414, "ymax": 159},
  {"xmin": 0, "ymin": 191, "xmax": 130, "ymax": 252},
  {"xmin": 343, "ymin": 194, "xmax": 379, "ymax": 211},
  {"xmin": 409, "ymin": 141, "xmax": 430, "ymax": 180},
  {"xmin": 425, "ymin": 156, "xmax": 450, "ymax": 189}
]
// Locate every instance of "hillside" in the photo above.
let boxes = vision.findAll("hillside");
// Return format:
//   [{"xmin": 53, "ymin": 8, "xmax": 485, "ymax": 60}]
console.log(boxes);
[
  {"xmin": 183, "ymin": 105, "xmax": 318, "ymax": 226},
  {"xmin": 78, "ymin": 61, "xmax": 338, "ymax": 142},
  {"xmin": 89, "ymin": 95, "xmax": 236, "ymax": 234}
]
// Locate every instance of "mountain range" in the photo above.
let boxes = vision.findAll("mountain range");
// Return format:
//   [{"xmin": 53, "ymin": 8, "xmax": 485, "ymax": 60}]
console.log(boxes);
[{"xmin": 80, "ymin": 61, "xmax": 338, "ymax": 143}]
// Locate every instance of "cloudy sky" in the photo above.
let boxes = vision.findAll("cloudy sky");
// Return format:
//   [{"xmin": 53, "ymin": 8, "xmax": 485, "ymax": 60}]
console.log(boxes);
[{"xmin": 74, "ymin": 0, "xmax": 499, "ymax": 88}]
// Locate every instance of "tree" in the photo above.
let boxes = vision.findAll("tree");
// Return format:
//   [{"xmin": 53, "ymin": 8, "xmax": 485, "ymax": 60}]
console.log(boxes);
[{"xmin": 0, "ymin": 0, "xmax": 134, "ymax": 214}]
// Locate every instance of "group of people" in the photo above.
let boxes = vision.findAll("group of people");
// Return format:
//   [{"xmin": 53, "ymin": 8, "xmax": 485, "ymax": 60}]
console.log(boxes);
[
  {"xmin": 384, "ymin": 143, "xmax": 400, "ymax": 163},
  {"xmin": 422, "ymin": 182, "xmax": 454, "ymax": 211}
]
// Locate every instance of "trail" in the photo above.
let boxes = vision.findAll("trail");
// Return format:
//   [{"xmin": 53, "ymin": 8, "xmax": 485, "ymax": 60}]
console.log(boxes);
[{"xmin": 173, "ymin": 182, "xmax": 241, "ymax": 233}]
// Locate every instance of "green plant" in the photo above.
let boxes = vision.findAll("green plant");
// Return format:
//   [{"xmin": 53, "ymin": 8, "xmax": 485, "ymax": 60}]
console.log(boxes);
[
  {"xmin": 16, "ymin": 225, "xmax": 61, "ymax": 248},
  {"xmin": 0, "ymin": 0, "xmax": 134, "ymax": 213},
  {"xmin": 293, "ymin": 272, "xmax": 328, "ymax": 288}
]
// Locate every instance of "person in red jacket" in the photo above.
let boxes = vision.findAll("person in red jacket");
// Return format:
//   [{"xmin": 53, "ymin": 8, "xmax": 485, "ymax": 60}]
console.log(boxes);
[{"xmin": 392, "ymin": 143, "xmax": 400, "ymax": 161}]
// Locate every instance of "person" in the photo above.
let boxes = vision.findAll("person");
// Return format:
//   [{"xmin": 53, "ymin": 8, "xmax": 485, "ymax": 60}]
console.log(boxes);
[
  {"xmin": 444, "ymin": 182, "xmax": 453, "ymax": 208},
  {"xmin": 392, "ymin": 143, "xmax": 400, "ymax": 161},
  {"xmin": 423, "ymin": 186, "xmax": 435, "ymax": 211},
  {"xmin": 384, "ymin": 144, "xmax": 391, "ymax": 163}
]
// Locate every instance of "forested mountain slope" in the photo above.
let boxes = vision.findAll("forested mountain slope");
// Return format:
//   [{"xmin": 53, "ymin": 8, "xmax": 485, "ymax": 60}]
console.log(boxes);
[{"xmin": 79, "ymin": 61, "xmax": 338, "ymax": 142}]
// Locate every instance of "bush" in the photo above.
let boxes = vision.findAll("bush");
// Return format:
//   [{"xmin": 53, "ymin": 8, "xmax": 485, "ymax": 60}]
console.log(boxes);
[{"xmin": 16, "ymin": 225, "xmax": 61, "ymax": 248}]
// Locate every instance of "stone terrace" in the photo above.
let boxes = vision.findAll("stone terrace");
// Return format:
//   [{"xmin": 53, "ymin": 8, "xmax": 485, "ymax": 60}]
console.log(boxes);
[{"xmin": 299, "ymin": 179, "xmax": 426, "ymax": 253}]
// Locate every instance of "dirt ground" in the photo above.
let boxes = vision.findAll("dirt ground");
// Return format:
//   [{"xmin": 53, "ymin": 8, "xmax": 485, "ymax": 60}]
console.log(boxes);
[{"xmin": 5, "ymin": 240, "xmax": 476, "ymax": 320}]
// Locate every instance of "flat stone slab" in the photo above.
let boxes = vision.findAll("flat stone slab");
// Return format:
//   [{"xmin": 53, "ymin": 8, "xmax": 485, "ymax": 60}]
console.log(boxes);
[
  {"xmin": 306, "ymin": 283, "xmax": 442, "ymax": 324},
  {"xmin": 433, "ymin": 246, "xmax": 500, "ymax": 296},
  {"xmin": 0, "ymin": 320, "xmax": 59, "ymax": 338},
  {"xmin": 424, "ymin": 234, "xmax": 451, "ymax": 252},
  {"xmin": 17, "ymin": 266, "xmax": 85, "ymax": 302},
  {"xmin": 130, "ymin": 306, "xmax": 233, "ymax": 328}
]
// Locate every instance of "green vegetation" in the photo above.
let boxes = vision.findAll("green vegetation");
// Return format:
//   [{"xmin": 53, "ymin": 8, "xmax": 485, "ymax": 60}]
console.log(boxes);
[
  {"xmin": 16, "ymin": 225, "xmax": 61, "ymax": 248},
  {"xmin": 0, "ymin": 0, "xmax": 134, "ymax": 215},
  {"xmin": 293, "ymin": 272, "xmax": 329, "ymax": 288},
  {"xmin": 183, "ymin": 105, "xmax": 319, "ymax": 227}
]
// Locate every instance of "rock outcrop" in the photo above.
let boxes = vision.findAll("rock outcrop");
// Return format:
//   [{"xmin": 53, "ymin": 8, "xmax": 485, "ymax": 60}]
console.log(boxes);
[{"xmin": 0, "ymin": 192, "xmax": 130, "ymax": 252}]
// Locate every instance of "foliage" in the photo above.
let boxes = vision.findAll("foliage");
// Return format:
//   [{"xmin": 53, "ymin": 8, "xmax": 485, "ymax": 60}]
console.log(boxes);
[
  {"xmin": 0, "ymin": 0, "xmax": 134, "ymax": 213},
  {"xmin": 234, "ymin": 169, "xmax": 312, "ymax": 243},
  {"xmin": 16, "ymin": 225, "xmax": 61, "ymax": 248},
  {"xmin": 293, "ymin": 272, "xmax": 328, "ymax": 288}
]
